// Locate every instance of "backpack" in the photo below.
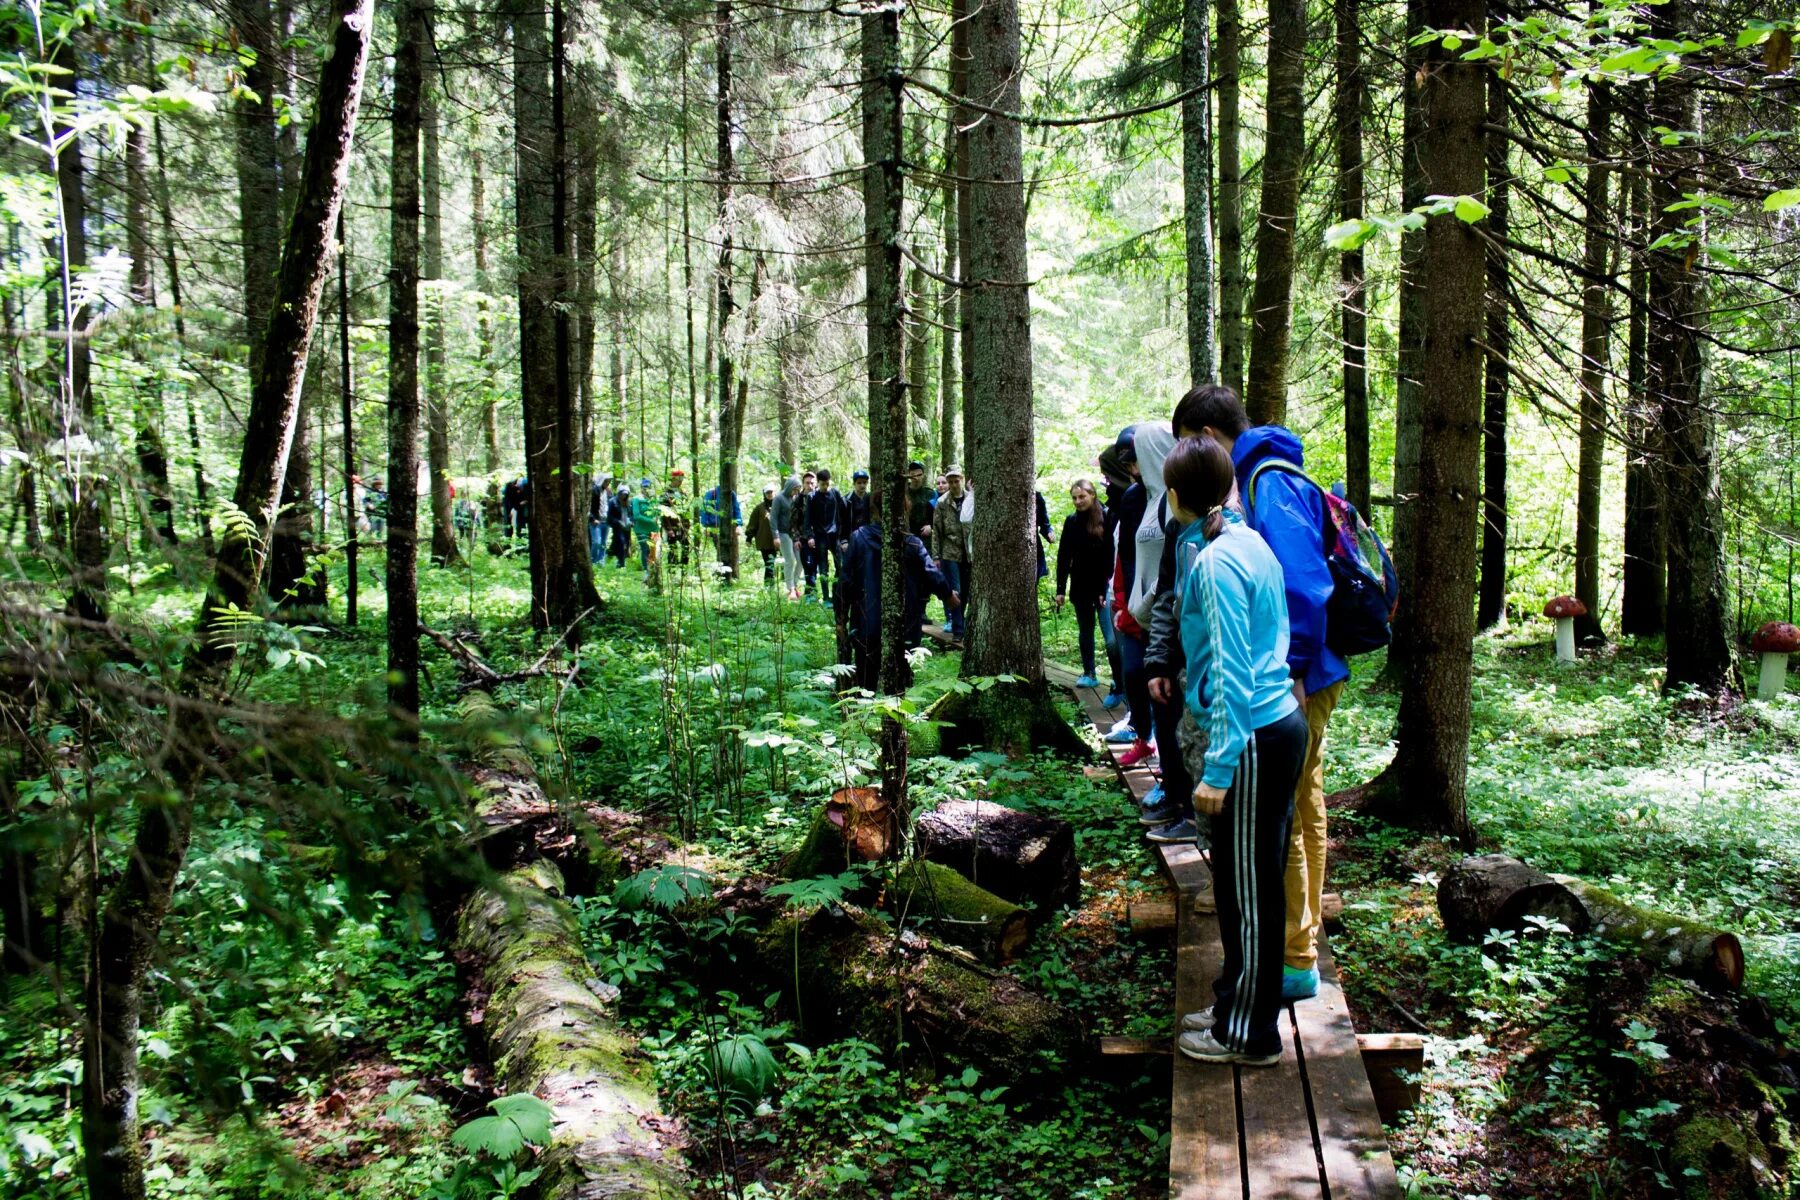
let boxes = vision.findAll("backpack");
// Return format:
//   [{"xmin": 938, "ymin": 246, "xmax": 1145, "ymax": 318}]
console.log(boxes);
[{"xmin": 1246, "ymin": 459, "xmax": 1399, "ymax": 657}]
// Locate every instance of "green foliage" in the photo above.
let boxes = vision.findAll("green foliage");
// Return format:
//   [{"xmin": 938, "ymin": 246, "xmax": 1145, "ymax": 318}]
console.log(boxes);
[{"xmin": 449, "ymin": 1095, "xmax": 555, "ymax": 1160}]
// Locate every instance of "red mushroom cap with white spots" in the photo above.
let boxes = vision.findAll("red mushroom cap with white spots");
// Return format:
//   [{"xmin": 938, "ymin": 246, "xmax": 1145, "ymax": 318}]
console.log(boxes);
[
  {"xmin": 1543, "ymin": 595, "xmax": 1587, "ymax": 619},
  {"xmin": 1751, "ymin": 621, "xmax": 1800, "ymax": 654}
]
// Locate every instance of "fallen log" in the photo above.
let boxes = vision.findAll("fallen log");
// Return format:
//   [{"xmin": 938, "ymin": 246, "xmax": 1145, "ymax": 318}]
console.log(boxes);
[
  {"xmin": 882, "ymin": 860, "xmax": 1031, "ymax": 965},
  {"xmin": 1549, "ymin": 873, "xmax": 1745, "ymax": 991},
  {"xmin": 914, "ymin": 798, "xmax": 1080, "ymax": 914},
  {"xmin": 757, "ymin": 901, "xmax": 1081, "ymax": 1081},
  {"xmin": 452, "ymin": 694, "xmax": 689, "ymax": 1198},
  {"xmin": 1438, "ymin": 854, "xmax": 1744, "ymax": 990},
  {"xmin": 1437, "ymin": 853, "xmax": 1591, "ymax": 941},
  {"xmin": 457, "ymin": 861, "xmax": 688, "ymax": 1197}
]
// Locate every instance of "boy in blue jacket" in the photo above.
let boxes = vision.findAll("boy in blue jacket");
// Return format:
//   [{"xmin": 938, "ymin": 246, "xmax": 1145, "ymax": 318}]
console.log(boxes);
[
  {"xmin": 837, "ymin": 491, "xmax": 961, "ymax": 692},
  {"xmin": 1164, "ymin": 384, "xmax": 1348, "ymax": 1004},
  {"xmin": 1162, "ymin": 435, "xmax": 1309, "ymax": 1066}
]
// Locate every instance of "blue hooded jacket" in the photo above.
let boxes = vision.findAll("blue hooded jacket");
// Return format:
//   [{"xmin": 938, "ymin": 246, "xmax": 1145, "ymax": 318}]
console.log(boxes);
[
  {"xmin": 1231, "ymin": 426, "xmax": 1350, "ymax": 695},
  {"xmin": 840, "ymin": 523, "xmax": 957, "ymax": 649},
  {"xmin": 1176, "ymin": 513, "xmax": 1300, "ymax": 790}
]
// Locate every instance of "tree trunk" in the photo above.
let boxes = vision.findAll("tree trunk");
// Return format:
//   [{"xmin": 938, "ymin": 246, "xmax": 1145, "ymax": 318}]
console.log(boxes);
[
  {"xmin": 471, "ymin": 136, "xmax": 502, "ymax": 477},
  {"xmin": 1573, "ymin": 84, "xmax": 1611, "ymax": 644},
  {"xmin": 777, "ymin": 334, "xmax": 798, "ymax": 469},
  {"xmin": 1620, "ymin": 107, "xmax": 1665, "ymax": 638},
  {"xmin": 153, "ymin": 119, "xmax": 212, "ymax": 553},
  {"xmin": 914, "ymin": 798, "xmax": 1080, "ymax": 913},
  {"xmin": 1336, "ymin": 0, "xmax": 1369, "ymax": 516},
  {"xmin": 81, "ymin": 5, "xmax": 373, "ymax": 1193},
  {"xmin": 270, "ymin": 404, "xmax": 325, "ymax": 611},
  {"xmin": 962, "ymin": 0, "xmax": 1039, "ymax": 685},
  {"xmin": 715, "ymin": 1, "xmax": 741, "ymax": 580},
  {"xmin": 515, "ymin": 0, "xmax": 598, "ymax": 629},
  {"xmin": 388, "ymin": 0, "xmax": 424, "ymax": 721},
  {"xmin": 337, "ymin": 210, "xmax": 359, "ymax": 626},
  {"xmin": 1214, "ymin": 0, "xmax": 1244, "ymax": 398},
  {"xmin": 1181, "ymin": 0, "xmax": 1215, "ymax": 386},
  {"xmin": 1548, "ymin": 873, "xmax": 1744, "ymax": 991},
  {"xmin": 233, "ymin": 0, "xmax": 282, "ymax": 381},
  {"xmin": 952, "ymin": 0, "xmax": 975, "ymax": 474},
  {"xmin": 571, "ymin": 65, "xmax": 601, "ymax": 474},
  {"xmin": 610, "ymin": 202, "xmax": 629, "ymax": 472},
  {"xmin": 1648, "ymin": 1, "xmax": 1735, "ymax": 697},
  {"xmin": 1242, "ymin": 0, "xmax": 1304, "ymax": 426},
  {"xmin": 863, "ymin": 1, "xmax": 909, "ymax": 812},
  {"xmin": 424, "ymin": 74, "xmax": 462, "ymax": 568},
  {"xmin": 1371, "ymin": 0, "xmax": 1483, "ymax": 843},
  {"xmin": 939, "ymin": 101, "xmax": 959, "ymax": 473},
  {"xmin": 53, "ymin": 35, "xmax": 105, "ymax": 624},
  {"xmin": 681, "ymin": 41, "xmax": 701, "ymax": 479},
  {"xmin": 1384, "ymin": 0, "xmax": 1429, "ymax": 682},
  {"xmin": 1477, "ymin": 63, "xmax": 1510, "ymax": 630}
]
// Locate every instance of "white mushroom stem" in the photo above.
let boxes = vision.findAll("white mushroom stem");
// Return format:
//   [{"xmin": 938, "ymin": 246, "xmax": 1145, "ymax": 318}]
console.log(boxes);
[
  {"xmin": 1555, "ymin": 617, "xmax": 1577, "ymax": 664},
  {"xmin": 1757, "ymin": 651, "xmax": 1790, "ymax": 700}
]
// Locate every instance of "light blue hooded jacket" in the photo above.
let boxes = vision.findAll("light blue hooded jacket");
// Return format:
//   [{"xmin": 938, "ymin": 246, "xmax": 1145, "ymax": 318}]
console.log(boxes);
[{"xmin": 1176, "ymin": 511, "xmax": 1300, "ymax": 790}]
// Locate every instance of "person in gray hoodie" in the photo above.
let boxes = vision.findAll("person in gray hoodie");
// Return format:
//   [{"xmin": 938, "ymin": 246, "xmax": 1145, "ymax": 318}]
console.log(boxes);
[{"xmin": 771, "ymin": 476, "xmax": 804, "ymax": 599}]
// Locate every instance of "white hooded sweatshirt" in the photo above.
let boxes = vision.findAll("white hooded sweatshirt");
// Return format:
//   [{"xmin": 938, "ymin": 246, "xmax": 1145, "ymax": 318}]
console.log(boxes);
[{"xmin": 1125, "ymin": 422, "xmax": 1176, "ymax": 627}]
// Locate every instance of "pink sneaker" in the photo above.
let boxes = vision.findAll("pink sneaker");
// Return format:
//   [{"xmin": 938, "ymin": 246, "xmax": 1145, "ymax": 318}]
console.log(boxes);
[{"xmin": 1117, "ymin": 739, "xmax": 1155, "ymax": 767}]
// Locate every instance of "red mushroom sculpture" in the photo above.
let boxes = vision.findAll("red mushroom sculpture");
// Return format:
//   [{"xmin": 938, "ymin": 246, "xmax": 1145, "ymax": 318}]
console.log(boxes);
[
  {"xmin": 1543, "ymin": 596, "xmax": 1587, "ymax": 664},
  {"xmin": 1750, "ymin": 621, "xmax": 1799, "ymax": 700}
]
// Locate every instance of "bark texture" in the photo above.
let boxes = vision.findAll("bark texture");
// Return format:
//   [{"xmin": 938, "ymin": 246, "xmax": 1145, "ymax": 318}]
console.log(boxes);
[
  {"xmin": 1214, "ymin": 0, "xmax": 1244, "ymax": 397},
  {"xmin": 423, "ymin": 74, "xmax": 461, "ymax": 568},
  {"xmin": 1336, "ymin": 0, "xmax": 1369, "ymax": 516},
  {"xmin": 1243, "ymin": 0, "xmax": 1305, "ymax": 426},
  {"xmin": 1620, "ymin": 111, "xmax": 1665, "ymax": 638},
  {"xmin": 1477, "ymin": 64, "xmax": 1510, "ymax": 630},
  {"xmin": 1181, "ymin": 0, "xmax": 1215, "ymax": 385},
  {"xmin": 914, "ymin": 798, "xmax": 1080, "ymax": 914},
  {"xmin": 1374, "ymin": 0, "xmax": 1483, "ymax": 842},
  {"xmin": 1573, "ymin": 85, "xmax": 1611, "ymax": 644},
  {"xmin": 388, "ymin": 0, "xmax": 424, "ymax": 721}
]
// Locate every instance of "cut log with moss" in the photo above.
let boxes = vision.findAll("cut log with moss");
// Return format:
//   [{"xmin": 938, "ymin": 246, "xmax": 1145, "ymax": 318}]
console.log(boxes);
[
  {"xmin": 451, "ymin": 693, "xmax": 689, "ymax": 1198},
  {"xmin": 1438, "ymin": 854, "xmax": 1745, "ymax": 990},
  {"xmin": 780, "ymin": 786, "xmax": 896, "ymax": 878},
  {"xmin": 756, "ymin": 901, "xmax": 1079, "ymax": 1082},
  {"xmin": 1549, "ymin": 873, "xmax": 1745, "ymax": 991},
  {"xmin": 456, "ymin": 860, "xmax": 689, "ymax": 1198},
  {"xmin": 915, "ymin": 799, "xmax": 1079, "ymax": 914},
  {"xmin": 929, "ymin": 680, "xmax": 1089, "ymax": 759},
  {"xmin": 882, "ymin": 860, "xmax": 1031, "ymax": 964}
]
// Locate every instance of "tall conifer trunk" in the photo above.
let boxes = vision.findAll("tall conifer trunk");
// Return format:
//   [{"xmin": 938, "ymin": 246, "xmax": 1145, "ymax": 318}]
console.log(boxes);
[
  {"xmin": 424, "ymin": 68, "xmax": 461, "ymax": 567},
  {"xmin": 1573, "ymin": 83, "xmax": 1611, "ymax": 643},
  {"xmin": 1375, "ymin": 1, "xmax": 1483, "ymax": 843},
  {"xmin": 1336, "ymin": 0, "xmax": 1368, "ymax": 515},
  {"xmin": 1477, "ymin": 63, "xmax": 1511, "ymax": 629},
  {"xmin": 1620, "ymin": 92, "xmax": 1665, "ymax": 637},
  {"xmin": 1243, "ymin": 0, "xmax": 1304, "ymax": 425},
  {"xmin": 1215, "ymin": 0, "xmax": 1244, "ymax": 396},
  {"xmin": 715, "ymin": 0, "xmax": 741, "ymax": 578},
  {"xmin": 1182, "ymin": 0, "xmax": 1215, "ymax": 385},
  {"xmin": 1648, "ymin": 1, "xmax": 1735, "ymax": 696},
  {"xmin": 388, "ymin": 0, "xmax": 424, "ymax": 720}
]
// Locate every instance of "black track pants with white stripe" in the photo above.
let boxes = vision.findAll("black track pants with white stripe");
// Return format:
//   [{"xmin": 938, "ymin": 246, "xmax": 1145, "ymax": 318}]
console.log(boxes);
[{"xmin": 1208, "ymin": 706, "xmax": 1309, "ymax": 1056}]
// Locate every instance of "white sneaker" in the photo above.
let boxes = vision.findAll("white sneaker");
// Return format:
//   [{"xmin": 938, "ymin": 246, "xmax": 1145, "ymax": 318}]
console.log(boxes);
[
  {"xmin": 1178, "ymin": 1006, "xmax": 1216, "ymax": 1032},
  {"xmin": 1177, "ymin": 1028, "xmax": 1278, "ymax": 1067}
]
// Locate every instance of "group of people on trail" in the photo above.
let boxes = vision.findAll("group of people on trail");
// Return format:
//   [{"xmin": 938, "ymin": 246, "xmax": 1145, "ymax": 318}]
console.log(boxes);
[{"xmin": 1059, "ymin": 382, "xmax": 1391, "ymax": 1070}]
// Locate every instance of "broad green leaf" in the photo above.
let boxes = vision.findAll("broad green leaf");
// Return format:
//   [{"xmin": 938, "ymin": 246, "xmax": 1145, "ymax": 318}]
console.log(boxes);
[
  {"xmin": 1763, "ymin": 188, "xmax": 1800, "ymax": 212},
  {"xmin": 1453, "ymin": 196, "xmax": 1492, "ymax": 223}
]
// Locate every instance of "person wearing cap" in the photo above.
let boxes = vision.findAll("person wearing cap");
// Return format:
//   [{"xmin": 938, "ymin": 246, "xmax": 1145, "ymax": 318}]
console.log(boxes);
[
  {"xmin": 630, "ymin": 477, "xmax": 660, "ymax": 576},
  {"xmin": 929, "ymin": 465, "xmax": 970, "ymax": 640},
  {"xmin": 746, "ymin": 484, "xmax": 780, "ymax": 585},
  {"xmin": 772, "ymin": 476, "xmax": 804, "ymax": 599},
  {"xmin": 845, "ymin": 469, "xmax": 872, "ymax": 540},
  {"xmin": 661, "ymin": 470, "xmax": 692, "ymax": 569},
  {"xmin": 905, "ymin": 461, "xmax": 936, "ymax": 537},
  {"xmin": 608, "ymin": 483, "xmax": 633, "ymax": 567}
]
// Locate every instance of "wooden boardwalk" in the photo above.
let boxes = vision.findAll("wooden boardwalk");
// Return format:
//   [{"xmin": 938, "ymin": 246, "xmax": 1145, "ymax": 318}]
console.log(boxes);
[{"xmin": 918, "ymin": 627, "xmax": 1404, "ymax": 1199}]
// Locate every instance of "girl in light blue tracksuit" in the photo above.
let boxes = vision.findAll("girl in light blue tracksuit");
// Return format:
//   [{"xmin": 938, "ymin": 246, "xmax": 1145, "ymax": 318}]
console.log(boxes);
[{"xmin": 1161, "ymin": 435, "xmax": 1309, "ymax": 1067}]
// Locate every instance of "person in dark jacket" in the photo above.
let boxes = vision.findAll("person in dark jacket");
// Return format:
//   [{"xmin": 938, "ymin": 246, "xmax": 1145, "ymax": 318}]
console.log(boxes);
[
  {"xmin": 608, "ymin": 484, "xmax": 633, "ymax": 567},
  {"xmin": 1035, "ymin": 489, "xmax": 1056, "ymax": 579},
  {"xmin": 746, "ymin": 484, "xmax": 779, "ymax": 584},
  {"xmin": 1053, "ymin": 478, "xmax": 1113, "ymax": 689},
  {"xmin": 838, "ymin": 491, "xmax": 961, "ymax": 692},
  {"xmin": 905, "ymin": 461, "xmax": 936, "ymax": 536},
  {"xmin": 807, "ymin": 468, "xmax": 843, "ymax": 598},
  {"xmin": 796, "ymin": 471, "xmax": 818, "ymax": 594},
  {"xmin": 589, "ymin": 477, "xmax": 612, "ymax": 564},
  {"xmin": 845, "ymin": 469, "xmax": 872, "ymax": 540}
]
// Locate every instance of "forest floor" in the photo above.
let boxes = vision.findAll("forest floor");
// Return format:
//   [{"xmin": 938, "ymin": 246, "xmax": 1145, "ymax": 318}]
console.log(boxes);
[{"xmin": 4, "ymin": 545, "xmax": 1799, "ymax": 1199}]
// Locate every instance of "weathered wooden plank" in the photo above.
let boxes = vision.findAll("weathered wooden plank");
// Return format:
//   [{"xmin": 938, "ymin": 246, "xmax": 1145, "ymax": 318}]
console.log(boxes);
[
  {"xmin": 1356, "ymin": 1033, "xmax": 1425, "ymax": 1125},
  {"xmin": 1235, "ymin": 1006, "xmax": 1328, "ymax": 1199},
  {"xmin": 1294, "ymin": 937, "xmax": 1404, "ymax": 1198},
  {"xmin": 1099, "ymin": 1035, "xmax": 1169, "ymax": 1057},
  {"xmin": 1169, "ymin": 893, "xmax": 1242, "ymax": 1200},
  {"xmin": 1128, "ymin": 899, "xmax": 1178, "ymax": 934}
]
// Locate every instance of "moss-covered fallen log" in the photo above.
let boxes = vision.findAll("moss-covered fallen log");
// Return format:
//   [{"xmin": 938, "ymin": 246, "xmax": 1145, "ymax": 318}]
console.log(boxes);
[
  {"xmin": 452, "ymin": 692, "xmax": 690, "ymax": 1198},
  {"xmin": 914, "ymin": 798, "xmax": 1080, "ymax": 914},
  {"xmin": 456, "ymin": 861, "xmax": 689, "ymax": 1198},
  {"xmin": 756, "ymin": 901, "xmax": 1081, "ymax": 1082},
  {"xmin": 882, "ymin": 860, "xmax": 1031, "ymax": 965}
]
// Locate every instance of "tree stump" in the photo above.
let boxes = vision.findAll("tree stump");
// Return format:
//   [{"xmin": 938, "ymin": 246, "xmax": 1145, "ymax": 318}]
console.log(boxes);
[
  {"xmin": 915, "ymin": 798, "xmax": 1080, "ymax": 914},
  {"xmin": 882, "ymin": 860, "xmax": 1031, "ymax": 964},
  {"xmin": 780, "ymin": 787, "xmax": 896, "ymax": 877}
]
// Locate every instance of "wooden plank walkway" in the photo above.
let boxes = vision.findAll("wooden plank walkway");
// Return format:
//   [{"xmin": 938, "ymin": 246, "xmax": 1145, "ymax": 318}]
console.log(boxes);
[{"xmin": 917, "ymin": 625, "xmax": 1400, "ymax": 1200}]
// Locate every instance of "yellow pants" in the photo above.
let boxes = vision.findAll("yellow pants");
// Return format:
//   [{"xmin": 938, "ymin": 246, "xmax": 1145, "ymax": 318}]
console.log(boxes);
[{"xmin": 1284, "ymin": 681, "xmax": 1344, "ymax": 972}]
